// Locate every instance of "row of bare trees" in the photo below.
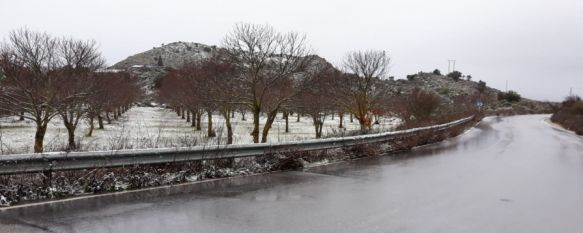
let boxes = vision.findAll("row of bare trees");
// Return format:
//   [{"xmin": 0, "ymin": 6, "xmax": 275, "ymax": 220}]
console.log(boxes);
[
  {"xmin": 0, "ymin": 28, "xmax": 141, "ymax": 152},
  {"xmin": 159, "ymin": 23, "xmax": 398, "ymax": 143}
]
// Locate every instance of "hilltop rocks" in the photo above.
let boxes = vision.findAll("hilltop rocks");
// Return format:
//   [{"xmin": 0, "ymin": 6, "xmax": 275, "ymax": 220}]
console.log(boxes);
[{"xmin": 111, "ymin": 42, "xmax": 217, "ymax": 70}]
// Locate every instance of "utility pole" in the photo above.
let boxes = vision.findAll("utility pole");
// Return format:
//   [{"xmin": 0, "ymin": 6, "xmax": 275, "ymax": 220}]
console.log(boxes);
[
  {"xmin": 569, "ymin": 87, "xmax": 573, "ymax": 97},
  {"xmin": 448, "ymin": 60, "xmax": 456, "ymax": 73}
]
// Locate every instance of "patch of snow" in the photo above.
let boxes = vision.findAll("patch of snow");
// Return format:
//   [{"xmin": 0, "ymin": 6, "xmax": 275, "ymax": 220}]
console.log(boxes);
[
  {"xmin": 0, "ymin": 195, "xmax": 10, "ymax": 207},
  {"xmin": 0, "ymin": 107, "xmax": 401, "ymax": 154}
]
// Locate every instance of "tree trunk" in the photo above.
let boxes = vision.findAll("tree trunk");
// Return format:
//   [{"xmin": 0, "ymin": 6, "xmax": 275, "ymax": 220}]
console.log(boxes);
[
  {"xmin": 19, "ymin": 112, "xmax": 24, "ymax": 121},
  {"xmin": 64, "ymin": 122, "xmax": 76, "ymax": 150},
  {"xmin": 339, "ymin": 113, "xmax": 344, "ymax": 128},
  {"xmin": 33, "ymin": 123, "xmax": 48, "ymax": 153},
  {"xmin": 296, "ymin": 112, "xmax": 300, "ymax": 122},
  {"xmin": 186, "ymin": 110, "xmax": 190, "ymax": 122},
  {"xmin": 87, "ymin": 116, "xmax": 95, "ymax": 137},
  {"xmin": 261, "ymin": 111, "xmax": 278, "ymax": 143},
  {"xmin": 284, "ymin": 112, "xmax": 289, "ymax": 133},
  {"xmin": 207, "ymin": 110, "xmax": 216, "ymax": 137},
  {"xmin": 311, "ymin": 116, "xmax": 325, "ymax": 139},
  {"xmin": 191, "ymin": 111, "xmax": 196, "ymax": 127},
  {"xmin": 231, "ymin": 111, "xmax": 235, "ymax": 118},
  {"xmin": 223, "ymin": 110, "xmax": 233, "ymax": 144},
  {"xmin": 358, "ymin": 118, "xmax": 368, "ymax": 132},
  {"xmin": 251, "ymin": 109, "xmax": 260, "ymax": 143},
  {"xmin": 241, "ymin": 111, "xmax": 246, "ymax": 121},
  {"xmin": 313, "ymin": 118, "xmax": 321, "ymax": 139},
  {"xmin": 98, "ymin": 114, "xmax": 105, "ymax": 129},
  {"xmin": 196, "ymin": 112, "xmax": 202, "ymax": 130},
  {"xmin": 350, "ymin": 114, "xmax": 354, "ymax": 123}
]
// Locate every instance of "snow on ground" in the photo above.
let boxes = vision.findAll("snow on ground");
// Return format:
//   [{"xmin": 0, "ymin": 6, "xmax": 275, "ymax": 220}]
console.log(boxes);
[{"xmin": 0, "ymin": 107, "xmax": 400, "ymax": 154}]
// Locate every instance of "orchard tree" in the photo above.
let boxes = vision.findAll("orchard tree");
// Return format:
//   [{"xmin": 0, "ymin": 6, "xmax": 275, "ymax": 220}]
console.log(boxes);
[
  {"xmin": 223, "ymin": 23, "xmax": 313, "ymax": 143},
  {"xmin": 0, "ymin": 29, "xmax": 63, "ymax": 152},
  {"xmin": 339, "ymin": 50, "xmax": 391, "ymax": 131},
  {"xmin": 87, "ymin": 71, "xmax": 139, "ymax": 135},
  {"xmin": 298, "ymin": 64, "xmax": 339, "ymax": 138},
  {"xmin": 57, "ymin": 38, "xmax": 105, "ymax": 149},
  {"xmin": 201, "ymin": 51, "xmax": 239, "ymax": 144}
]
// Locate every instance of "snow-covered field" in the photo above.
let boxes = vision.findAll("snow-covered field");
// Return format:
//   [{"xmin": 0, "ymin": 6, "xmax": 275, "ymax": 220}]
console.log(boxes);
[{"xmin": 0, "ymin": 107, "xmax": 400, "ymax": 154}]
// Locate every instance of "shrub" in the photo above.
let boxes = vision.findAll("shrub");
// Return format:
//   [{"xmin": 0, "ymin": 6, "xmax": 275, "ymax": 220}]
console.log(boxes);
[
  {"xmin": 477, "ymin": 80, "xmax": 487, "ymax": 93},
  {"xmin": 438, "ymin": 88, "xmax": 451, "ymax": 95},
  {"xmin": 447, "ymin": 71, "xmax": 462, "ymax": 81},
  {"xmin": 156, "ymin": 55, "xmax": 164, "ymax": 66},
  {"xmin": 406, "ymin": 74, "xmax": 416, "ymax": 81},
  {"xmin": 432, "ymin": 69, "xmax": 441, "ymax": 75},
  {"xmin": 407, "ymin": 87, "xmax": 441, "ymax": 121},
  {"xmin": 561, "ymin": 96, "xmax": 583, "ymax": 115},
  {"xmin": 563, "ymin": 95, "xmax": 582, "ymax": 107},
  {"xmin": 572, "ymin": 102, "xmax": 583, "ymax": 115},
  {"xmin": 551, "ymin": 95, "xmax": 583, "ymax": 135},
  {"xmin": 466, "ymin": 75, "xmax": 472, "ymax": 81},
  {"xmin": 498, "ymin": 91, "xmax": 521, "ymax": 102}
]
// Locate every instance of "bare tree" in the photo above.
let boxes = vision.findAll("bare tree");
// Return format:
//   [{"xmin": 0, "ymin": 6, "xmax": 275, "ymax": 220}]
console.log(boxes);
[
  {"xmin": 57, "ymin": 38, "xmax": 104, "ymax": 149},
  {"xmin": 298, "ymin": 64, "xmax": 339, "ymax": 138},
  {"xmin": 339, "ymin": 50, "xmax": 391, "ymax": 131},
  {"xmin": 203, "ymin": 51, "xmax": 239, "ymax": 144},
  {"xmin": 223, "ymin": 23, "xmax": 312, "ymax": 143},
  {"xmin": 0, "ymin": 28, "xmax": 62, "ymax": 152}
]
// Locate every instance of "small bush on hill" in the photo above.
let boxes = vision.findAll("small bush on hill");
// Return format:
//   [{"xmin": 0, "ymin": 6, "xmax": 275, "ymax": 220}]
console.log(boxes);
[
  {"xmin": 477, "ymin": 80, "xmax": 487, "ymax": 93},
  {"xmin": 432, "ymin": 69, "xmax": 441, "ymax": 75},
  {"xmin": 438, "ymin": 88, "xmax": 451, "ymax": 95},
  {"xmin": 447, "ymin": 71, "xmax": 462, "ymax": 81},
  {"xmin": 498, "ymin": 91, "xmax": 521, "ymax": 102}
]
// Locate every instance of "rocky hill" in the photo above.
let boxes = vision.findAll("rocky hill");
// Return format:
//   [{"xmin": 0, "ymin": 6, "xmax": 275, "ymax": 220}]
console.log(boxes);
[
  {"xmin": 111, "ymin": 42, "xmax": 217, "ymax": 69},
  {"xmin": 389, "ymin": 72, "xmax": 555, "ymax": 114},
  {"xmin": 109, "ymin": 42, "xmax": 218, "ymax": 101}
]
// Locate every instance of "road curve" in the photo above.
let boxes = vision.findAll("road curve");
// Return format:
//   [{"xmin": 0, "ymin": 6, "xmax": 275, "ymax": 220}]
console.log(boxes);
[{"xmin": 1, "ymin": 115, "xmax": 582, "ymax": 233}]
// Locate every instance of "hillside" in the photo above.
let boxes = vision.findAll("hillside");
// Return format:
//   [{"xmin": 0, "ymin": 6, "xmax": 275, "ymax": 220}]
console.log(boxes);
[
  {"xmin": 388, "ymin": 72, "xmax": 555, "ymax": 115},
  {"xmin": 110, "ymin": 42, "xmax": 554, "ymax": 114},
  {"xmin": 111, "ymin": 42, "xmax": 217, "ymax": 69},
  {"xmin": 551, "ymin": 96, "xmax": 583, "ymax": 135}
]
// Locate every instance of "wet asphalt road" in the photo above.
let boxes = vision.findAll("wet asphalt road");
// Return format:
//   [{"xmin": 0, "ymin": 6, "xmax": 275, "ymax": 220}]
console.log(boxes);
[{"xmin": 1, "ymin": 115, "xmax": 582, "ymax": 233}]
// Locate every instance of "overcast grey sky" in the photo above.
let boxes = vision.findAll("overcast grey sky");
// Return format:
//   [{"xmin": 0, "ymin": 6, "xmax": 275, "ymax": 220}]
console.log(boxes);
[{"xmin": 1, "ymin": 0, "xmax": 581, "ymax": 101}]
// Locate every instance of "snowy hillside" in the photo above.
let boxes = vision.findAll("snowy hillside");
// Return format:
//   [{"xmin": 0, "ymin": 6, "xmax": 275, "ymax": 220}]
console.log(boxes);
[{"xmin": 111, "ymin": 42, "xmax": 217, "ymax": 69}]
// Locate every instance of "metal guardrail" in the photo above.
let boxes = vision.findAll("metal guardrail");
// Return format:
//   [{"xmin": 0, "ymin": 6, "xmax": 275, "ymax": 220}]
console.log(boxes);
[{"xmin": 0, "ymin": 116, "xmax": 474, "ymax": 175}]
